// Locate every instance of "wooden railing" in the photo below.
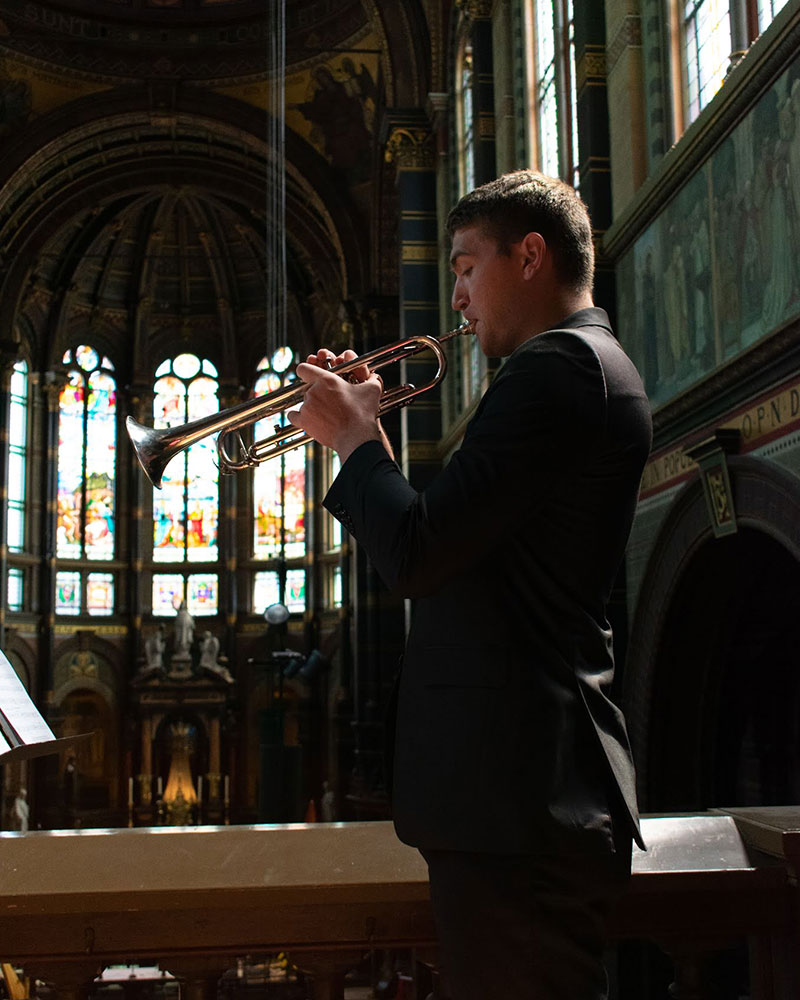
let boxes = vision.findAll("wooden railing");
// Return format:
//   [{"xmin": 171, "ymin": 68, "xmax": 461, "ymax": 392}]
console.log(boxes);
[{"xmin": 1, "ymin": 810, "xmax": 798, "ymax": 1000}]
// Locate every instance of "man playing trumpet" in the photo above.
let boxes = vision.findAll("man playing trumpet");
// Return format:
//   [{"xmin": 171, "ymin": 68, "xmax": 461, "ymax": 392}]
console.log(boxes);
[{"xmin": 288, "ymin": 170, "xmax": 652, "ymax": 1000}]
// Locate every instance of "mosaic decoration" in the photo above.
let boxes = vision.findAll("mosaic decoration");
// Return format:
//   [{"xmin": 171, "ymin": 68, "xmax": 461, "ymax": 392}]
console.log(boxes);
[
  {"xmin": 153, "ymin": 355, "xmax": 219, "ymax": 563},
  {"xmin": 7, "ymin": 360, "xmax": 27, "ymax": 554},
  {"xmin": 616, "ymin": 54, "xmax": 800, "ymax": 409},
  {"xmin": 56, "ymin": 347, "xmax": 116, "ymax": 562}
]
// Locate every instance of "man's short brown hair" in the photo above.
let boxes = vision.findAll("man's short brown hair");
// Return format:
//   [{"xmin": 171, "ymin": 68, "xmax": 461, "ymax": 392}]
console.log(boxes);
[{"xmin": 445, "ymin": 170, "xmax": 595, "ymax": 292}]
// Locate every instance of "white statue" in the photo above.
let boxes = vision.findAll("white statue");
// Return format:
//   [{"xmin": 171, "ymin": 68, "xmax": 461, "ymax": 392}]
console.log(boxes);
[
  {"xmin": 321, "ymin": 781, "xmax": 336, "ymax": 823},
  {"xmin": 198, "ymin": 631, "xmax": 220, "ymax": 670},
  {"xmin": 13, "ymin": 788, "xmax": 29, "ymax": 833},
  {"xmin": 144, "ymin": 624, "xmax": 165, "ymax": 670},
  {"xmin": 174, "ymin": 600, "xmax": 194, "ymax": 656}
]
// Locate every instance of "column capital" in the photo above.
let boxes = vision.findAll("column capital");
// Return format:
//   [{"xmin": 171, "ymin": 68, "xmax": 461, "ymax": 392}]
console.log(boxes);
[
  {"xmin": 455, "ymin": 0, "xmax": 493, "ymax": 21},
  {"xmin": 384, "ymin": 126, "xmax": 435, "ymax": 170}
]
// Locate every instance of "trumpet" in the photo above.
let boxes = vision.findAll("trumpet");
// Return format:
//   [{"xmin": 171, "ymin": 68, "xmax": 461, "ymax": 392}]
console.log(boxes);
[{"xmin": 126, "ymin": 322, "xmax": 475, "ymax": 489}]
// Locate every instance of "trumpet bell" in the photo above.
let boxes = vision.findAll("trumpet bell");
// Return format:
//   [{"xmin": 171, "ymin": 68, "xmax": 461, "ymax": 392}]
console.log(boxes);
[{"xmin": 127, "ymin": 415, "xmax": 176, "ymax": 491}]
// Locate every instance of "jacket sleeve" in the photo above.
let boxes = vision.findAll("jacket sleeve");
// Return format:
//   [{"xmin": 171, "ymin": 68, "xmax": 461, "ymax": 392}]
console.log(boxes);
[{"xmin": 323, "ymin": 338, "xmax": 606, "ymax": 597}]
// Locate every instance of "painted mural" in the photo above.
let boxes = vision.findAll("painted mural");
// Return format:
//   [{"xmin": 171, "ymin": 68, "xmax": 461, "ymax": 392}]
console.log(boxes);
[{"xmin": 617, "ymin": 55, "xmax": 800, "ymax": 409}]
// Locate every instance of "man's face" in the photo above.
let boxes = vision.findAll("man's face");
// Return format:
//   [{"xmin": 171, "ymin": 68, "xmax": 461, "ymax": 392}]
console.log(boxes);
[{"xmin": 449, "ymin": 224, "xmax": 528, "ymax": 357}]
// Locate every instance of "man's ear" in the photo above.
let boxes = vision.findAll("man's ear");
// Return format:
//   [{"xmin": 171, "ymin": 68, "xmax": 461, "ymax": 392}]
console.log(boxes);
[{"xmin": 519, "ymin": 232, "xmax": 546, "ymax": 279}]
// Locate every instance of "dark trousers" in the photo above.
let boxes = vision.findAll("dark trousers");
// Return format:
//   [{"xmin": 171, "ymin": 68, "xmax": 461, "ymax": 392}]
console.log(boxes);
[{"xmin": 421, "ymin": 838, "xmax": 631, "ymax": 1000}]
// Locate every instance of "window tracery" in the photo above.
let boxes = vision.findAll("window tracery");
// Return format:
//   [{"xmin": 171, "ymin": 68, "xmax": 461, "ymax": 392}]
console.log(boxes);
[
  {"xmin": 252, "ymin": 349, "xmax": 307, "ymax": 616},
  {"xmin": 151, "ymin": 353, "xmax": 219, "ymax": 618},
  {"xmin": 56, "ymin": 346, "xmax": 117, "ymax": 616}
]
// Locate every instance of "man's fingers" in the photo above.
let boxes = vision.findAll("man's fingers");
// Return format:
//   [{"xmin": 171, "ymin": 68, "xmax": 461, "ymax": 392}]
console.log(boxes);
[{"xmin": 295, "ymin": 361, "xmax": 333, "ymax": 384}]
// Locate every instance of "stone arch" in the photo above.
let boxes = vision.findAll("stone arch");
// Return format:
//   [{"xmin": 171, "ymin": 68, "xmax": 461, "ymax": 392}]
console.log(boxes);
[{"xmin": 624, "ymin": 455, "xmax": 800, "ymax": 809}]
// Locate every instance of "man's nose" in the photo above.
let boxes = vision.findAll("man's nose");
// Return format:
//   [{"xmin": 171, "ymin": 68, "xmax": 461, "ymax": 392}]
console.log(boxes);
[{"xmin": 451, "ymin": 278, "xmax": 468, "ymax": 312}]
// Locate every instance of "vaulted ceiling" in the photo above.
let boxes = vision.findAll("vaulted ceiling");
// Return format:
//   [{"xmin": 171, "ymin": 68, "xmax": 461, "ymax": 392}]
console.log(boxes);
[{"xmin": 0, "ymin": 0, "xmax": 436, "ymax": 379}]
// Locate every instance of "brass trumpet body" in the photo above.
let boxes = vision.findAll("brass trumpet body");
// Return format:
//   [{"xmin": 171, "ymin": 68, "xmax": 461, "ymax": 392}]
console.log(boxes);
[{"xmin": 126, "ymin": 322, "xmax": 474, "ymax": 489}]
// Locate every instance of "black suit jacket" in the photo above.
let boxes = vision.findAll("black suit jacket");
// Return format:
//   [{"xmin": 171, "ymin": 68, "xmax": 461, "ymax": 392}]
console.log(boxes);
[{"xmin": 325, "ymin": 308, "xmax": 652, "ymax": 855}]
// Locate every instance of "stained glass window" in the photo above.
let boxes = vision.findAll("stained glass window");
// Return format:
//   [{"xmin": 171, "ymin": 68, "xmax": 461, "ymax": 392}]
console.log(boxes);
[
  {"xmin": 87, "ymin": 572, "xmax": 114, "ymax": 616},
  {"xmin": 8, "ymin": 360, "xmax": 28, "ymax": 554},
  {"xmin": 153, "ymin": 355, "xmax": 219, "ymax": 564},
  {"xmin": 254, "ymin": 570, "xmax": 281, "ymax": 614},
  {"xmin": 8, "ymin": 568, "xmax": 23, "ymax": 612},
  {"xmin": 152, "ymin": 572, "xmax": 219, "ymax": 617},
  {"xmin": 57, "ymin": 347, "xmax": 116, "ymax": 562},
  {"xmin": 252, "ymin": 349, "xmax": 307, "ymax": 614},
  {"xmin": 285, "ymin": 568, "xmax": 306, "ymax": 614},
  {"xmin": 55, "ymin": 571, "xmax": 81, "ymax": 615},
  {"xmin": 684, "ymin": 0, "xmax": 732, "ymax": 123}
]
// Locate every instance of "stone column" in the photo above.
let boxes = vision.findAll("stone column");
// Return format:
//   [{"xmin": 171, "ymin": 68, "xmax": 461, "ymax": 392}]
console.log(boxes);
[
  {"xmin": 40, "ymin": 373, "xmax": 64, "ymax": 699},
  {"xmin": 576, "ymin": 1, "xmax": 617, "ymax": 311},
  {"xmin": 604, "ymin": 0, "xmax": 647, "ymax": 217},
  {"xmin": 384, "ymin": 116, "xmax": 442, "ymax": 491},
  {"xmin": 127, "ymin": 385, "xmax": 152, "ymax": 666},
  {"xmin": 0, "ymin": 341, "xmax": 19, "ymax": 649},
  {"xmin": 465, "ymin": 1, "xmax": 497, "ymax": 186},
  {"xmin": 218, "ymin": 387, "xmax": 240, "ymax": 662}
]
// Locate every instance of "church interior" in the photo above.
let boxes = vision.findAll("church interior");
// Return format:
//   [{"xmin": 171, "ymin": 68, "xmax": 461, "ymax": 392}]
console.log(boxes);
[{"xmin": 1, "ymin": 0, "xmax": 800, "ymax": 997}]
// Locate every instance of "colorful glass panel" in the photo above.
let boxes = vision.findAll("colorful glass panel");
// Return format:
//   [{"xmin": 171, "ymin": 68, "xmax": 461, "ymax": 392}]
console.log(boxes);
[
  {"xmin": 285, "ymin": 568, "xmax": 306, "ymax": 614},
  {"xmin": 76, "ymin": 345, "xmax": 99, "ymax": 371},
  {"xmin": 8, "ymin": 568, "xmax": 23, "ymax": 612},
  {"xmin": 57, "ymin": 371, "xmax": 86, "ymax": 559},
  {"xmin": 55, "ymin": 571, "xmax": 81, "ymax": 614},
  {"xmin": 152, "ymin": 357, "xmax": 218, "ymax": 564},
  {"xmin": 271, "ymin": 346, "xmax": 293, "ymax": 373},
  {"xmin": 153, "ymin": 574, "xmax": 185, "ymax": 615},
  {"xmin": 283, "ymin": 446, "xmax": 306, "ymax": 559},
  {"xmin": 7, "ymin": 361, "xmax": 27, "ymax": 553},
  {"xmin": 87, "ymin": 573, "xmax": 114, "ymax": 616},
  {"xmin": 57, "ymin": 352, "xmax": 117, "ymax": 565},
  {"xmin": 332, "ymin": 566, "xmax": 342, "ymax": 608},
  {"xmin": 85, "ymin": 370, "xmax": 116, "ymax": 560},
  {"xmin": 188, "ymin": 573, "xmax": 218, "ymax": 616},
  {"xmin": 173, "ymin": 353, "xmax": 200, "ymax": 379},
  {"xmin": 254, "ymin": 571, "xmax": 280, "ymax": 614}
]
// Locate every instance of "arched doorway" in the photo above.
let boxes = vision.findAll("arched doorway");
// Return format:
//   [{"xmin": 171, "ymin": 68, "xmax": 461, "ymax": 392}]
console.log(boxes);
[
  {"xmin": 624, "ymin": 455, "xmax": 800, "ymax": 812},
  {"xmin": 647, "ymin": 526, "xmax": 800, "ymax": 811}
]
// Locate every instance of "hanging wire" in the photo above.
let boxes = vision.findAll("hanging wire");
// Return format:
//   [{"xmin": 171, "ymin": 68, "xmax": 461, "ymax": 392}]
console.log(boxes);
[{"xmin": 266, "ymin": 0, "xmax": 287, "ymax": 362}]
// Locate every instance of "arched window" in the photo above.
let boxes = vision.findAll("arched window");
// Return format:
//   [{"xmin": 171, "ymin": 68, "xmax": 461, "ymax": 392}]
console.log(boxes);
[
  {"xmin": 531, "ymin": 0, "xmax": 579, "ymax": 185},
  {"xmin": 252, "ymin": 348, "xmax": 307, "ymax": 615},
  {"xmin": 683, "ymin": 0, "xmax": 732, "ymax": 123},
  {"xmin": 56, "ymin": 346, "xmax": 116, "ymax": 616},
  {"xmin": 7, "ymin": 360, "xmax": 28, "ymax": 611},
  {"xmin": 151, "ymin": 353, "xmax": 219, "ymax": 618},
  {"xmin": 456, "ymin": 37, "xmax": 476, "ymax": 195}
]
